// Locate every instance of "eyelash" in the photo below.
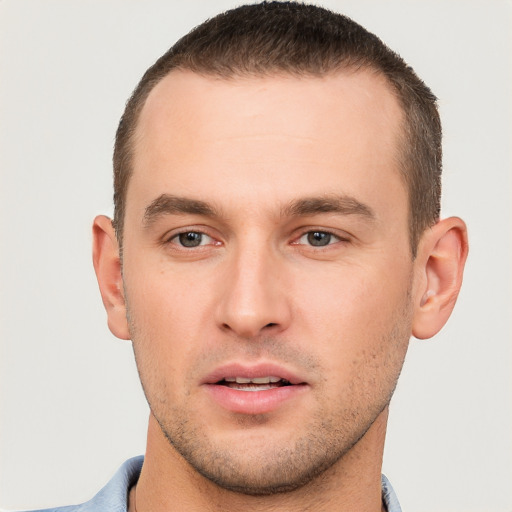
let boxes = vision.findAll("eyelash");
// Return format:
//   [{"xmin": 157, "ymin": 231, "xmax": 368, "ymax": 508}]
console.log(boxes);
[
  {"xmin": 293, "ymin": 230, "xmax": 345, "ymax": 248},
  {"xmin": 166, "ymin": 230, "xmax": 219, "ymax": 249},
  {"xmin": 165, "ymin": 228, "xmax": 348, "ymax": 250}
]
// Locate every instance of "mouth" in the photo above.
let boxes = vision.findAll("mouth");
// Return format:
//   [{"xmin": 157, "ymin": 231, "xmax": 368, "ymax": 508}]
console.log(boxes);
[
  {"xmin": 202, "ymin": 363, "xmax": 308, "ymax": 414},
  {"xmin": 216, "ymin": 376, "xmax": 293, "ymax": 392},
  {"xmin": 203, "ymin": 363, "xmax": 306, "ymax": 388}
]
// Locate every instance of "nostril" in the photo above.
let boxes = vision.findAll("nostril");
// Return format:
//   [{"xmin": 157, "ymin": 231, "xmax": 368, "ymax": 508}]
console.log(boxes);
[{"xmin": 219, "ymin": 318, "xmax": 282, "ymax": 338}]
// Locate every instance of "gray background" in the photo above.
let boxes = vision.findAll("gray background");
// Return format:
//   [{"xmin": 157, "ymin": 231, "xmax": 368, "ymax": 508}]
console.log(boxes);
[{"xmin": 1, "ymin": 1, "xmax": 511, "ymax": 511}]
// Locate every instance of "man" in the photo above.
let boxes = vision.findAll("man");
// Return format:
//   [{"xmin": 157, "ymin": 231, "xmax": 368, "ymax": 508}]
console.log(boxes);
[{"xmin": 27, "ymin": 2, "xmax": 468, "ymax": 511}]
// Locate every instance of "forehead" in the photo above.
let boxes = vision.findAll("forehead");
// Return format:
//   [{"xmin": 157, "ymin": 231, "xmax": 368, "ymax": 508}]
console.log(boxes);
[
  {"xmin": 136, "ymin": 68, "xmax": 403, "ymax": 150},
  {"xmin": 129, "ymin": 69, "xmax": 405, "ymax": 218}
]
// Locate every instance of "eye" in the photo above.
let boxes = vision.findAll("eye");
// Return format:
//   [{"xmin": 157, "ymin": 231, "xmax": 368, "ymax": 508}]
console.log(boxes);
[
  {"xmin": 170, "ymin": 231, "xmax": 214, "ymax": 248},
  {"xmin": 297, "ymin": 231, "xmax": 341, "ymax": 247}
]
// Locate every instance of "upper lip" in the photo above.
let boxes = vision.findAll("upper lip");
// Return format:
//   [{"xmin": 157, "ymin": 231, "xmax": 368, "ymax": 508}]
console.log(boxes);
[{"xmin": 202, "ymin": 362, "xmax": 306, "ymax": 385}]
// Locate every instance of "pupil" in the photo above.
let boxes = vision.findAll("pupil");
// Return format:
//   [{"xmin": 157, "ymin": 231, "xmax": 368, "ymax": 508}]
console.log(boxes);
[
  {"xmin": 179, "ymin": 232, "xmax": 202, "ymax": 247},
  {"xmin": 307, "ymin": 231, "xmax": 331, "ymax": 246}
]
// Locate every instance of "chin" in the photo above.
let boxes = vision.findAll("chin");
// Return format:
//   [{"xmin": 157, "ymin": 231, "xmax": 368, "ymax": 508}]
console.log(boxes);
[
  {"xmin": 156, "ymin": 409, "xmax": 368, "ymax": 496},
  {"xmin": 183, "ymin": 448, "xmax": 341, "ymax": 496}
]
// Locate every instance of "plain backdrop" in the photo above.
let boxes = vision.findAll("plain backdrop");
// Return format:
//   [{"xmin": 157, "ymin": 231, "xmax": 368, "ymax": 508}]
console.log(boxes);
[{"xmin": 1, "ymin": 1, "xmax": 511, "ymax": 511}]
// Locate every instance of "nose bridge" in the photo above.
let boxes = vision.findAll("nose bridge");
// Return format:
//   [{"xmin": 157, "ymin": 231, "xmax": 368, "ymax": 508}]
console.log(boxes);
[{"xmin": 216, "ymin": 233, "xmax": 290, "ymax": 338}]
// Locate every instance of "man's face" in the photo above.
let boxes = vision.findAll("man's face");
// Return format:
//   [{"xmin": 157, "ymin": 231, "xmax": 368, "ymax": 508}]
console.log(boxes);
[{"xmin": 121, "ymin": 70, "xmax": 415, "ymax": 494}]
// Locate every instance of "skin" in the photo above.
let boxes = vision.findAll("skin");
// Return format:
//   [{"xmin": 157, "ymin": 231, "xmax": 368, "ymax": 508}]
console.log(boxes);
[{"xmin": 93, "ymin": 69, "xmax": 468, "ymax": 512}]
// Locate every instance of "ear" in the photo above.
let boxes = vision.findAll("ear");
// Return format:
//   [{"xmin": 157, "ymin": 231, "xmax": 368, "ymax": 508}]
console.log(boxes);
[
  {"xmin": 412, "ymin": 217, "xmax": 468, "ymax": 340},
  {"xmin": 92, "ymin": 215, "xmax": 130, "ymax": 340}
]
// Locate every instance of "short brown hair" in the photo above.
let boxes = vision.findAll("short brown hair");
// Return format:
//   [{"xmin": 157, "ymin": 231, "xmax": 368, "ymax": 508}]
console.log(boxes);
[{"xmin": 113, "ymin": 1, "xmax": 441, "ymax": 256}]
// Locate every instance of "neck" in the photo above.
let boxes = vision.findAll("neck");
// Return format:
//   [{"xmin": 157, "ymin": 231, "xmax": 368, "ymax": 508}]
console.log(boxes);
[{"xmin": 130, "ymin": 408, "xmax": 389, "ymax": 512}]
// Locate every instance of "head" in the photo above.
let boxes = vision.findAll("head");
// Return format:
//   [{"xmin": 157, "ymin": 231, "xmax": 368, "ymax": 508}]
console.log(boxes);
[
  {"xmin": 113, "ymin": 1, "xmax": 441, "ymax": 257},
  {"xmin": 93, "ymin": 1, "xmax": 467, "ymax": 499}
]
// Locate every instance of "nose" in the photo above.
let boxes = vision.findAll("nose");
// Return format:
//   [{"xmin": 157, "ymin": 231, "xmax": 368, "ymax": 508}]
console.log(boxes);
[{"xmin": 215, "ymin": 243, "xmax": 292, "ymax": 339}]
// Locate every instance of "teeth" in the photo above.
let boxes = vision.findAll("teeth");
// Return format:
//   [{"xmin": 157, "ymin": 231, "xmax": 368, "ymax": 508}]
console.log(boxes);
[
  {"xmin": 250, "ymin": 377, "xmax": 271, "ymax": 384},
  {"xmin": 250, "ymin": 376, "xmax": 283, "ymax": 384},
  {"xmin": 223, "ymin": 376, "xmax": 283, "ymax": 384}
]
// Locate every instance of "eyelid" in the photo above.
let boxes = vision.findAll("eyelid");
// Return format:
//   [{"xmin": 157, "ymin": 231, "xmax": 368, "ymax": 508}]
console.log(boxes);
[
  {"xmin": 160, "ymin": 225, "xmax": 352, "ymax": 250},
  {"xmin": 162, "ymin": 226, "xmax": 222, "ymax": 247},
  {"xmin": 291, "ymin": 227, "xmax": 352, "ymax": 246},
  {"xmin": 169, "ymin": 231, "xmax": 214, "ymax": 247}
]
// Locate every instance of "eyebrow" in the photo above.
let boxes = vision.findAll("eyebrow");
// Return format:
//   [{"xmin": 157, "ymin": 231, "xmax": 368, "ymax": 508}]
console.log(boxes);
[
  {"xmin": 142, "ymin": 193, "xmax": 375, "ymax": 228},
  {"xmin": 143, "ymin": 194, "xmax": 219, "ymax": 228},
  {"xmin": 282, "ymin": 195, "xmax": 375, "ymax": 220}
]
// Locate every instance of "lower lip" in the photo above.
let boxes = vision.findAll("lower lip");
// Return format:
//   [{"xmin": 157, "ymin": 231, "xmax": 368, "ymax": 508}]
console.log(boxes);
[{"xmin": 204, "ymin": 383, "xmax": 308, "ymax": 415}]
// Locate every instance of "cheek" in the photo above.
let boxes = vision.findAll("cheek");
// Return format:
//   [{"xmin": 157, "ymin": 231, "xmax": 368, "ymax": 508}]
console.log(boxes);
[
  {"xmin": 123, "ymin": 254, "xmax": 226, "ymax": 383},
  {"xmin": 293, "ymin": 261, "xmax": 413, "ymax": 376},
  {"xmin": 123, "ymin": 268, "xmax": 199, "ymax": 373},
  {"xmin": 125, "ymin": 250, "xmax": 214, "ymax": 324}
]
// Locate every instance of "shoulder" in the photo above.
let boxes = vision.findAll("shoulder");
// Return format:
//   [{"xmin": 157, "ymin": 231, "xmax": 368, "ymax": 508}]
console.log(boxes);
[
  {"xmin": 14, "ymin": 456, "xmax": 144, "ymax": 512},
  {"xmin": 381, "ymin": 474, "xmax": 402, "ymax": 512}
]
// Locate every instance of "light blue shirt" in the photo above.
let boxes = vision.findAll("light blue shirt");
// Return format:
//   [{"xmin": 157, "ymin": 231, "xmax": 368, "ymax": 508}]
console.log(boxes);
[{"xmin": 24, "ymin": 456, "xmax": 401, "ymax": 512}]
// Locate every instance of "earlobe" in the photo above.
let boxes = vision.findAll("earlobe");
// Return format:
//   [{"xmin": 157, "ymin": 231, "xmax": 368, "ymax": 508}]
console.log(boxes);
[
  {"xmin": 412, "ymin": 217, "xmax": 468, "ymax": 340},
  {"xmin": 92, "ymin": 215, "xmax": 130, "ymax": 340}
]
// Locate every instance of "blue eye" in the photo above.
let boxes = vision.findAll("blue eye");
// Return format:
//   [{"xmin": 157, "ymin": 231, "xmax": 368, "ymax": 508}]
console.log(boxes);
[
  {"xmin": 299, "ymin": 231, "xmax": 339, "ymax": 247},
  {"xmin": 172, "ymin": 232, "xmax": 213, "ymax": 247}
]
